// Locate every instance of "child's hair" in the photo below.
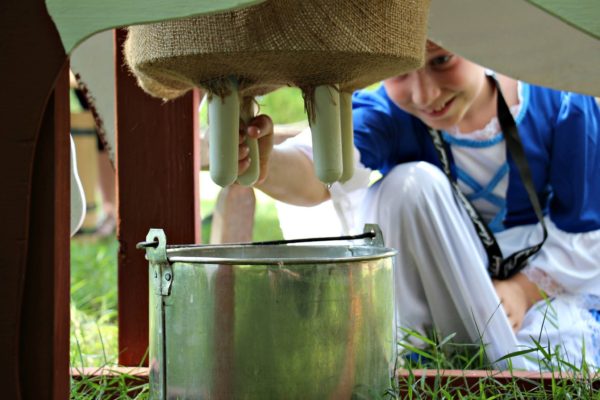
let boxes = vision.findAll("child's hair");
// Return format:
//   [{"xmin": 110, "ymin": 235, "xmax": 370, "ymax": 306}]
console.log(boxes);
[{"xmin": 425, "ymin": 40, "xmax": 442, "ymax": 52}]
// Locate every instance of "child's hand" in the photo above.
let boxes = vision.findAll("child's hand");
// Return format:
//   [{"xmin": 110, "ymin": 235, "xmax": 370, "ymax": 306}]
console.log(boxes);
[
  {"xmin": 493, "ymin": 272, "xmax": 543, "ymax": 333},
  {"xmin": 238, "ymin": 115, "xmax": 274, "ymax": 185}
]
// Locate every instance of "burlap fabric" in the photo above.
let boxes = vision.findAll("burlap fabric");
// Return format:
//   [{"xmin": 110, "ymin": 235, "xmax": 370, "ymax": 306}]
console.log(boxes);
[{"xmin": 124, "ymin": 0, "xmax": 430, "ymax": 100}]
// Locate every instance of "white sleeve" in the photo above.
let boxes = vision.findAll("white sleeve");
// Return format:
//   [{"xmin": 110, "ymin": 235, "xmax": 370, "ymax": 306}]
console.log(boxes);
[
  {"xmin": 497, "ymin": 218, "xmax": 600, "ymax": 297},
  {"xmin": 276, "ymin": 126, "xmax": 313, "ymax": 159},
  {"xmin": 328, "ymin": 148, "xmax": 372, "ymax": 234},
  {"xmin": 276, "ymin": 127, "xmax": 373, "ymax": 235}
]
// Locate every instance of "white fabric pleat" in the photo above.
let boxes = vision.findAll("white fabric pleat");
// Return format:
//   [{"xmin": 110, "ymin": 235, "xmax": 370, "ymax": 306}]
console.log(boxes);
[{"xmin": 358, "ymin": 162, "xmax": 529, "ymax": 369}]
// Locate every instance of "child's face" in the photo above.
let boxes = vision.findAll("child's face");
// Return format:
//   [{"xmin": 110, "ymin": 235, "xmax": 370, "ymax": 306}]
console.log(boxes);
[{"xmin": 383, "ymin": 43, "xmax": 488, "ymax": 131}]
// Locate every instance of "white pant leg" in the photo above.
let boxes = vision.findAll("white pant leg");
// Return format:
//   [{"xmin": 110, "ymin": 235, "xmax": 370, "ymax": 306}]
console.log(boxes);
[
  {"xmin": 360, "ymin": 162, "xmax": 530, "ymax": 369},
  {"xmin": 517, "ymin": 295, "xmax": 600, "ymax": 369}
]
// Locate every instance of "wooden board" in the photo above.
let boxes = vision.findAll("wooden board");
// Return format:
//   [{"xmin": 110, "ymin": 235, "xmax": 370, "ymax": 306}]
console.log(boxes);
[
  {"xmin": 70, "ymin": 367, "xmax": 600, "ymax": 395},
  {"xmin": 115, "ymin": 29, "xmax": 201, "ymax": 366},
  {"xmin": 0, "ymin": 0, "xmax": 69, "ymax": 397},
  {"xmin": 19, "ymin": 65, "xmax": 71, "ymax": 399}
]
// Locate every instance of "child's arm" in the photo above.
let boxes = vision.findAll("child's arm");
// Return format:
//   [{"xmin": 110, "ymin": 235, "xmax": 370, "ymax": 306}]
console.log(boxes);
[
  {"xmin": 492, "ymin": 273, "xmax": 544, "ymax": 332},
  {"xmin": 240, "ymin": 115, "xmax": 331, "ymax": 206}
]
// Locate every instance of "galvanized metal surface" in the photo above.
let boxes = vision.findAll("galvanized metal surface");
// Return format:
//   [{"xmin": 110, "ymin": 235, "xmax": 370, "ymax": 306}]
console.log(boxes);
[
  {"xmin": 146, "ymin": 229, "xmax": 169, "ymax": 399},
  {"xmin": 166, "ymin": 244, "xmax": 396, "ymax": 265},
  {"xmin": 146, "ymin": 228, "xmax": 397, "ymax": 400}
]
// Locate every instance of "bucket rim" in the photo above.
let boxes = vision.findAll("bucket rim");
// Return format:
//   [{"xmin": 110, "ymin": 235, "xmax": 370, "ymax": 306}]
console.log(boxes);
[{"xmin": 164, "ymin": 243, "xmax": 397, "ymax": 265}]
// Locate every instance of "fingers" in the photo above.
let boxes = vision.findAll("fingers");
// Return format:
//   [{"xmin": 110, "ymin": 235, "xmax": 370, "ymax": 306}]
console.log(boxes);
[
  {"xmin": 504, "ymin": 307, "xmax": 516, "ymax": 331},
  {"xmin": 238, "ymin": 114, "xmax": 273, "ymax": 145},
  {"xmin": 499, "ymin": 299, "xmax": 520, "ymax": 332},
  {"xmin": 247, "ymin": 114, "xmax": 274, "ymax": 139},
  {"xmin": 237, "ymin": 142, "xmax": 251, "ymax": 170},
  {"xmin": 497, "ymin": 295, "xmax": 516, "ymax": 331},
  {"xmin": 256, "ymin": 123, "xmax": 274, "ymax": 184},
  {"xmin": 493, "ymin": 279, "xmax": 525, "ymax": 333},
  {"xmin": 237, "ymin": 114, "xmax": 274, "ymax": 181},
  {"xmin": 513, "ymin": 319, "xmax": 522, "ymax": 332},
  {"xmin": 507, "ymin": 311, "xmax": 522, "ymax": 332}
]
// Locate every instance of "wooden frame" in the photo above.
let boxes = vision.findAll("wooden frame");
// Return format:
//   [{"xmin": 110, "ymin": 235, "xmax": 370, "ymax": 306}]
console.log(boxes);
[
  {"xmin": 0, "ymin": 9, "xmax": 200, "ymax": 396},
  {"xmin": 0, "ymin": 0, "xmax": 70, "ymax": 397},
  {"xmin": 115, "ymin": 29, "xmax": 201, "ymax": 366},
  {"xmin": 70, "ymin": 366, "xmax": 600, "ymax": 397}
]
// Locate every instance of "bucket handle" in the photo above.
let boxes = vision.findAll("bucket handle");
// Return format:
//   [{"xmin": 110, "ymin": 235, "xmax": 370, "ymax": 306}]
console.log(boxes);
[
  {"xmin": 136, "ymin": 224, "xmax": 385, "ymax": 249},
  {"xmin": 249, "ymin": 224, "xmax": 383, "ymax": 247}
]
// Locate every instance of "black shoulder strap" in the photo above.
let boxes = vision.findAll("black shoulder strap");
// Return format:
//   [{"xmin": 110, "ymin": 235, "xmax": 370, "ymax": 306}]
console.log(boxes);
[{"xmin": 427, "ymin": 76, "xmax": 547, "ymax": 280}]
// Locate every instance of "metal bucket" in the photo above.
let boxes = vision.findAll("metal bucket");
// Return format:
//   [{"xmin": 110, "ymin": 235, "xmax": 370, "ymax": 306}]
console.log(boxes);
[{"xmin": 140, "ymin": 225, "xmax": 397, "ymax": 400}]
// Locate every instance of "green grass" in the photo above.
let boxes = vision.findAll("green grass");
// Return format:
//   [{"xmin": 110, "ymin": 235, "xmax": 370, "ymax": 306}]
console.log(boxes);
[
  {"xmin": 391, "ymin": 329, "xmax": 600, "ymax": 399},
  {"xmin": 256, "ymin": 87, "xmax": 308, "ymax": 124},
  {"xmin": 199, "ymin": 84, "xmax": 382, "ymax": 127},
  {"xmin": 71, "ymin": 236, "xmax": 119, "ymax": 368},
  {"xmin": 200, "ymin": 86, "xmax": 308, "ymax": 127},
  {"xmin": 70, "ymin": 368, "xmax": 149, "ymax": 400}
]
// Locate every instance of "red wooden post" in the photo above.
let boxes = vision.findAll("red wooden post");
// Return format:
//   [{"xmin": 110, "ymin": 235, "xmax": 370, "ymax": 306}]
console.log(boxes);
[
  {"xmin": 19, "ymin": 64, "xmax": 71, "ymax": 399},
  {"xmin": 0, "ymin": 0, "xmax": 70, "ymax": 397},
  {"xmin": 115, "ymin": 29, "xmax": 201, "ymax": 366}
]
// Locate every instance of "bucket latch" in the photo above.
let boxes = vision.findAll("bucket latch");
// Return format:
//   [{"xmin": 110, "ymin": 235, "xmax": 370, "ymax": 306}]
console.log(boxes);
[
  {"xmin": 138, "ymin": 229, "xmax": 173, "ymax": 296},
  {"xmin": 362, "ymin": 224, "xmax": 385, "ymax": 247}
]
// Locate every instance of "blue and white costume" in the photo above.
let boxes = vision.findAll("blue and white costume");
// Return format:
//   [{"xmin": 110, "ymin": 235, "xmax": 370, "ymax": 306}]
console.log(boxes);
[
  {"xmin": 351, "ymin": 82, "xmax": 600, "ymax": 369},
  {"xmin": 281, "ymin": 82, "xmax": 600, "ymax": 370}
]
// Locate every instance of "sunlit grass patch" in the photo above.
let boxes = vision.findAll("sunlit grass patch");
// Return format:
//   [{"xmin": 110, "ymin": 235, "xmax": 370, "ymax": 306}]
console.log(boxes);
[
  {"xmin": 70, "ymin": 366, "xmax": 149, "ymax": 400},
  {"xmin": 391, "ymin": 328, "xmax": 600, "ymax": 399},
  {"xmin": 71, "ymin": 236, "xmax": 119, "ymax": 366}
]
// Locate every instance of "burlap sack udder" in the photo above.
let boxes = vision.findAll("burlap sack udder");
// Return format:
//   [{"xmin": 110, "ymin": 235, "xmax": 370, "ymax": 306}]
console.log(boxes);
[{"xmin": 124, "ymin": 0, "xmax": 430, "ymax": 101}]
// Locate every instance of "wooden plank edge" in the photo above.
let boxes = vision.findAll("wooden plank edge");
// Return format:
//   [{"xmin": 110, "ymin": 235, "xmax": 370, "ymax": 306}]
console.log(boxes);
[
  {"xmin": 397, "ymin": 368, "xmax": 600, "ymax": 391},
  {"xmin": 69, "ymin": 366, "xmax": 598, "ymax": 385},
  {"xmin": 71, "ymin": 366, "xmax": 150, "ymax": 379},
  {"xmin": 70, "ymin": 366, "xmax": 149, "ymax": 380}
]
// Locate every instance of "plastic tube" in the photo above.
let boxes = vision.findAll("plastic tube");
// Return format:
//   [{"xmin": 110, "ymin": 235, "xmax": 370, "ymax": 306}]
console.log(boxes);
[
  {"xmin": 309, "ymin": 85, "xmax": 342, "ymax": 184},
  {"xmin": 339, "ymin": 91, "xmax": 354, "ymax": 182},
  {"xmin": 208, "ymin": 78, "xmax": 240, "ymax": 187}
]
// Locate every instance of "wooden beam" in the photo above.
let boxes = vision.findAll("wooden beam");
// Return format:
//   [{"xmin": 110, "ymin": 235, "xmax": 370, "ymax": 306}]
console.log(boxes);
[
  {"xmin": 69, "ymin": 367, "xmax": 600, "ymax": 395},
  {"xmin": 19, "ymin": 64, "xmax": 71, "ymax": 399},
  {"xmin": 115, "ymin": 29, "xmax": 201, "ymax": 366},
  {"xmin": 0, "ymin": 0, "xmax": 69, "ymax": 397},
  {"xmin": 396, "ymin": 368, "xmax": 600, "ymax": 395}
]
